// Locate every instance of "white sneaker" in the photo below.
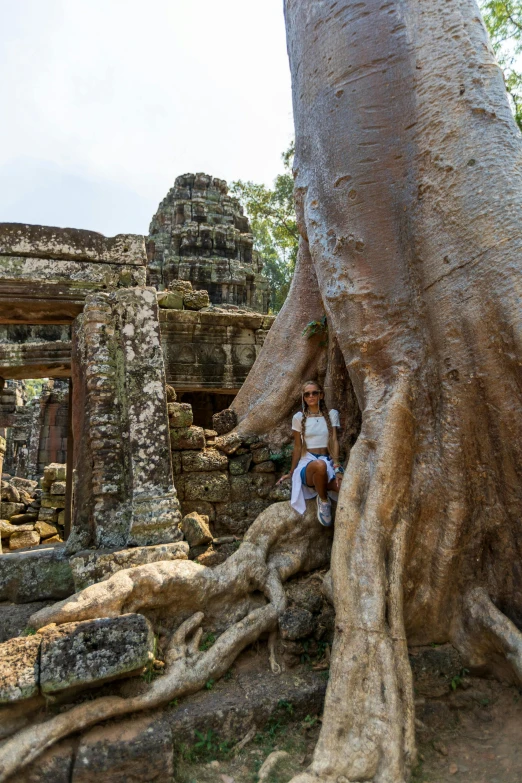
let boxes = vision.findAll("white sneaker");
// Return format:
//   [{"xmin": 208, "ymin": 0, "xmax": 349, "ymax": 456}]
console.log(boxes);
[{"xmin": 316, "ymin": 495, "xmax": 332, "ymax": 527}]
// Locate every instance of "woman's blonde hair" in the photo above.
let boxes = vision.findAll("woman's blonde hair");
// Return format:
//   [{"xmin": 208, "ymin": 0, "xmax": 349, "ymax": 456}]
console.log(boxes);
[{"xmin": 300, "ymin": 380, "xmax": 334, "ymax": 457}]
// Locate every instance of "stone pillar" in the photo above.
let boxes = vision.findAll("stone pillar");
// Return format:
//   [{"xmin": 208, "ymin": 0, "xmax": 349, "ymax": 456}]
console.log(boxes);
[{"xmin": 68, "ymin": 287, "xmax": 182, "ymax": 552}]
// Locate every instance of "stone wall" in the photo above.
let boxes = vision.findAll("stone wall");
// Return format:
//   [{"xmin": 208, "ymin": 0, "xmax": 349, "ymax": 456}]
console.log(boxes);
[
  {"xmin": 168, "ymin": 390, "xmax": 290, "ymax": 552},
  {"xmin": 147, "ymin": 173, "xmax": 270, "ymax": 312}
]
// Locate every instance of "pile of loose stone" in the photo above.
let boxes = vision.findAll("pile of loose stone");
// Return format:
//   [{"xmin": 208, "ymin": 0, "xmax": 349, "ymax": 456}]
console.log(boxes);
[
  {"xmin": 157, "ymin": 279, "xmax": 210, "ymax": 311},
  {"xmin": 168, "ymin": 388, "xmax": 290, "ymax": 566},
  {"xmin": 0, "ymin": 463, "xmax": 66, "ymax": 551}
]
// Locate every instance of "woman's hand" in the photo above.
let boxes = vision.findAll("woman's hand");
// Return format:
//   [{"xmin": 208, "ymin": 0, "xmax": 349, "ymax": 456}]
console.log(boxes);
[{"xmin": 276, "ymin": 472, "xmax": 292, "ymax": 485}]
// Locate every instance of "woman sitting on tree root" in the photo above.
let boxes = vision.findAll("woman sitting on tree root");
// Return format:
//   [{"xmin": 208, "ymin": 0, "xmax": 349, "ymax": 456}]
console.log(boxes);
[{"xmin": 277, "ymin": 379, "xmax": 343, "ymax": 526}]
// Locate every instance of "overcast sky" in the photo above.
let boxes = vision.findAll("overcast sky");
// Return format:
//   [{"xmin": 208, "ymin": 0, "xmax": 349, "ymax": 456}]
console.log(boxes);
[{"xmin": 0, "ymin": 0, "xmax": 294, "ymax": 236}]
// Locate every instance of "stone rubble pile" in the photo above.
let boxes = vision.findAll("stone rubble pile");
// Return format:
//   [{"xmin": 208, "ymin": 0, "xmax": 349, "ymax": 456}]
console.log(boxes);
[
  {"xmin": 157, "ymin": 278, "xmax": 210, "ymax": 311},
  {"xmin": 167, "ymin": 387, "xmax": 290, "ymax": 567},
  {"xmin": 0, "ymin": 463, "xmax": 66, "ymax": 551}
]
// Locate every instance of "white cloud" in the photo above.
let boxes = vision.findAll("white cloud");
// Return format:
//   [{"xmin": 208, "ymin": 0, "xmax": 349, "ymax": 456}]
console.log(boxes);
[{"xmin": 0, "ymin": 0, "xmax": 294, "ymax": 235}]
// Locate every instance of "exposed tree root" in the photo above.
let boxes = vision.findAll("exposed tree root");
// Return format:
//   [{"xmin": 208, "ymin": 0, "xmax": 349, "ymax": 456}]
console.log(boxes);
[{"xmin": 0, "ymin": 501, "xmax": 332, "ymax": 781}]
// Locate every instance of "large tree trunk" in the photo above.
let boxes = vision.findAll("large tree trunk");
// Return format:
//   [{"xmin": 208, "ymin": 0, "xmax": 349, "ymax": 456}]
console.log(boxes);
[
  {"xmin": 233, "ymin": 0, "xmax": 522, "ymax": 780},
  {"xmin": 2, "ymin": 3, "xmax": 522, "ymax": 782}
]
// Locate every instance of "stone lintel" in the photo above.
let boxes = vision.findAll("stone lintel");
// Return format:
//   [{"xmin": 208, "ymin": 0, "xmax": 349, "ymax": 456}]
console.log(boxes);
[
  {"xmin": 0, "ymin": 340, "xmax": 72, "ymax": 379},
  {"xmin": 0, "ymin": 223, "xmax": 146, "ymax": 266}
]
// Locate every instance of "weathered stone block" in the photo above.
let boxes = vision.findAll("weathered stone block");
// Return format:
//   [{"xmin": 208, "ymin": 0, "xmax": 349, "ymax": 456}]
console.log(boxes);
[
  {"xmin": 10, "ymin": 513, "xmax": 38, "ymax": 524},
  {"xmin": 17, "ymin": 739, "xmax": 75, "ymax": 783},
  {"xmin": 230, "ymin": 473, "xmax": 276, "ymax": 502},
  {"xmin": 73, "ymin": 715, "xmax": 174, "ymax": 783},
  {"xmin": 0, "ymin": 502, "xmax": 24, "ymax": 519},
  {"xmin": 279, "ymin": 607, "xmax": 315, "ymax": 640},
  {"xmin": 170, "ymin": 425, "xmax": 205, "ymax": 450},
  {"xmin": 43, "ymin": 463, "xmax": 66, "ymax": 483},
  {"xmin": 0, "ymin": 519, "xmax": 17, "ymax": 537},
  {"xmin": 169, "ymin": 279, "xmax": 193, "ymax": 295},
  {"xmin": 44, "ymin": 534, "xmax": 63, "ymax": 543},
  {"xmin": 228, "ymin": 453, "xmax": 252, "ymax": 475},
  {"xmin": 41, "ymin": 495, "xmax": 65, "ymax": 509},
  {"xmin": 157, "ymin": 290, "xmax": 183, "ymax": 309},
  {"xmin": 165, "ymin": 384, "xmax": 177, "ymax": 402},
  {"xmin": 40, "ymin": 614, "xmax": 155, "ymax": 695},
  {"xmin": 212, "ymin": 408, "xmax": 238, "ymax": 435},
  {"xmin": 252, "ymin": 446, "xmax": 271, "ymax": 464},
  {"xmin": 251, "ymin": 460, "xmax": 275, "ymax": 473},
  {"xmin": 38, "ymin": 506, "xmax": 58, "ymax": 523},
  {"xmin": 184, "ymin": 289, "xmax": 210, "ymax": 310},
  {"xmin": 70, "ymin": 541, "xmax": 189, "ymax": 590},
  {"xmin": 171, "ymin": 451, "xmax": 182, "ymax": 475},
  {"xmin": 181, "ymin": 512, "xmax": 213, "ymax": 547},
  {"xmin": 214, "ymin": 432, "xmax": 242, "ymax": 454},
  {"xmin": 173, "ymin": 475, "xmax": 185, "ymax": 500},
  {"xmin": 35, "ymin": 521, "xmax": 59, "ymax": 538},
  {"xmin": 269, "ymin": 484, "xmax": 291, "ymax": 502},
  {"xmin": 9, "ymin": 530, "xmax": 40, "ymax": 550},
  {"xmin": 180, "ymin": 500, "xmax": 215, "ymax": 522},
  {"xmin": 0, "ymin": 635, "xmax": 41, "ymax": 703},
  {"xmin": 185, "ymin": 472, "xmax": 230, "ymax": 503},
  {"xmin": 1, "ymin": 484, "xmax": 20, "ymax": 503},
  {"xmin": 10, "ymin": 477, "xmax": 38, "ymax": 492},
  {"xmin": 0, "ymin": 546, "xmax": 74, "ymax": 603},
  {"xmin": 181, "ymin": 448, "xmax": 228, "ymax": 472},
  {"xmin": 167, "ymin": 401, "xmax": 193, "ymax": 427},
  {"xmin": 57, "ymin": 510, "xmax": 65, "ymax": 525},
  {"xmin": 51, "ymin": 481, "xmax": 67, "ymax": 495}
]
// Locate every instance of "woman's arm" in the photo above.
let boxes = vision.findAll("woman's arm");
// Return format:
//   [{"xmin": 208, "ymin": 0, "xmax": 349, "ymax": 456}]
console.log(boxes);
[
  {"xmin": 276, "ymin": 430, "xmax": 302, "ymax": 483},
  {"xmin": 329, "ymin": 427, "xmax": 340, "ymax": 464}
]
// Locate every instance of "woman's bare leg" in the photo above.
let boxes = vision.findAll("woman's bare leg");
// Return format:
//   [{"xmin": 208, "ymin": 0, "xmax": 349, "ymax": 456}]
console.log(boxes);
[{"xmin": 305, "ymin": 460, "xmax": 329, "ymax": 501}]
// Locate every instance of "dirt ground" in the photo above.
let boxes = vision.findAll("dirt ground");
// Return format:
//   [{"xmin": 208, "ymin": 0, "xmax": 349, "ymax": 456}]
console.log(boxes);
[{"xmin": 173, "ymin": 677, "xmax": 522, "ymax": 783}]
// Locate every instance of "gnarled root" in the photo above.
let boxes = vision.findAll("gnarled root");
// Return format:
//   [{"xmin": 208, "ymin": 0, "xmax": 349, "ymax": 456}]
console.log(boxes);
[{"xmin": 1, "ymin": 500, "xmax": 332, "ymax": 781}]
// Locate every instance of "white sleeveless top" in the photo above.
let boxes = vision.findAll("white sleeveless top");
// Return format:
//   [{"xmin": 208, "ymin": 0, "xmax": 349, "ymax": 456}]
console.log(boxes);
[{"xmin": 291, "ymin": 409, "xmax": 340, "ymax": 450}]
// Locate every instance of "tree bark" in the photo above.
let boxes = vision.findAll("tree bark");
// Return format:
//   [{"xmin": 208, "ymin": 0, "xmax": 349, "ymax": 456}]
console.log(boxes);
[{"xmin": 232, "ymin": 0, "xmax": 522, "ymax": 779}]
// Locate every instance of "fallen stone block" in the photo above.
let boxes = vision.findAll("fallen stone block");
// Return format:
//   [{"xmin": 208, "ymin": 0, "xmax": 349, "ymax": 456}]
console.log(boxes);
[
  {"xmin": 0, "ymin": 519, "xmax": 17, "ymax": 538},
  {"xmin": 212, "ymin": 407, "xmax": 238, "ymax": 435},
  {"xmin": 41, "ymin": 495, "xmax": 66, "ymax": 508},
  {"xmin": 181, "ymin": 448, "xmax": 228, "ymax": 472},
  {"xmin": 279, "ymin": 607, "xmax": 315, "ymax": 640},
  {"xmin": 170, "ymin": 425, "xmax": 206, "ymax": 450},
  {"xmin": 0, "ymin": 502, "xmax": 24, "ymax": 519},
  {"xmin": 1, "ymin": 484, "xmax": 20, "ymax": 503},
  {"xmin": 182, "ymin": 512, "xmax": 213, "ymax": 547},
  {"xmin": 228, "ymin": 453, "xmax": 252, "ymax": 475},
  {"xmin": 70, "ymin": 541, "xmax": 189, "ymax": 590},
  {"xmin": 184, "ymin": 289, "xmax": 210, "ymax": 310},
  {"xmin": 35, "ymin": 521, "xmax": 59, "ymax": 539},
  {"xmin": 43, "ymin": 534, "xmax": 63, "ymax": 544},
  {"xmin": 169, "ymin": 279, "xmax": 193, "ymax": 295},
  {"xmin": 180, "ymin": 500, "xmax": 215, "ymax": 521},
  {"xmin": 9, "ymin": 513, "xmax": 38, "ymax": 524},
  {"xmin": 43, "ymin": 463, "xmax": 66, "ymax": 484},
  {"xmin": 9, "ymin": 530, "xmax": 40, "ymax": 550},
  {"xmin": 38, "ymin": 507, "xmax": 58, "ymax": 523},
  {"xmin": 0, "ymin": 545, "xmax": 74, "ymax": 603},
  {"xmin": 10, "ymin": 477, "xmax": 38, "ymax": 493},
  {"xmin": 167, "ymin": 401, "xmax": 193, "ymax": 427},
  {"xmin": 0, "ymin": 635, "xmax": 41, "ymax": 703},
  {"xmin": 50, "ymin": 481, "xmax": 67, "ymax": 495},
  {"xmin": 214, "ymin": 432, "xmax": 242, "ymax": 455},
  {"xmin": 40, "ymin": 614, "xmax": 155, "ymax": 695},
  {"xmin": 73, "ymin": 715, "xmax": 173, "ymax": 783},
  {"xmin": 157, "ymin": 290, "xmax": 184, "ymax": 309},
  {"xmin": 185, "ymin": 471, "xmax": 230, "ymax": 503}
]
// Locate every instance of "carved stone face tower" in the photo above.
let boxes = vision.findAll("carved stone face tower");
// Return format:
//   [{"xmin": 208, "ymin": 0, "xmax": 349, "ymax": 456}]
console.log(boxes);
[{"xmin": 146, "ymin": 173, "xmax": 270, "ymax": 313}]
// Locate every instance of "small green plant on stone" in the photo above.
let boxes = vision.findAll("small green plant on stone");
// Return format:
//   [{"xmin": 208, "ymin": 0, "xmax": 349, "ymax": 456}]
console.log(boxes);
[
  {"xmin": 278, "ymin": 699, "xmax": 294, "ymax": 716},
  {"xmin": 21, "ymin": 627, "xmax": 36, "ymax": 636},
  {"xmin": 302, "ymin": 315, "xmax": 328, "ymax": 346},
  {"xmin": 450, "ymin": 667, "xmax": 470, "ymax": 691},
  {"xmin": 199, "ymin": 632, "xmax": 216, "ymax": 651},
  {"xmin": 178, "ymin": 729, "xmax": 232, "ymax": 764},
  {"xmin": 205, "ymin": 679, "xmax": 215, "ymax": 690}
]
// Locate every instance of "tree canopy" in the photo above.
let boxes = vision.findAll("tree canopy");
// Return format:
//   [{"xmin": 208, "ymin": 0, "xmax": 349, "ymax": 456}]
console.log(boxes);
[
  {"xmin": 231, "ymin": 144, "xmax": 298, "ymax": 312},
  {"xmin": 479, "ymin": 0, "xmax": 522, "ymax": 129}
]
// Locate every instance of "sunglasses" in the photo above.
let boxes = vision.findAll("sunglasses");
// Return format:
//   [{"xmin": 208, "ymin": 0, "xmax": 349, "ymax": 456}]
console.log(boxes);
[{"xmin": 303, "ymin": 390, "xmax": 320, "ymax": 397}]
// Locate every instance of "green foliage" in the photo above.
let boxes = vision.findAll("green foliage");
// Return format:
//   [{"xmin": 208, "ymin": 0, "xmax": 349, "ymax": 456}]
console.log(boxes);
[
  {"xmin": 204, "ymin": 678, "xmax": 215, "ymax": 690},
  {"xmin": 24, "ymin": 379, "xmax": 46, "ymax": 401},
  {"xmin": 21, "ymin": 627, "xmax": 36, "ymax": 636},
  {"xmin": 199, "ymin": 632, "xmax": 216, "ymax": 651},
  {"xmin": 479, "ymin": 0, "xmax": 522, "ymax": 130},
  {"xmin": 231, "ymin": 142, "xmax": 298, "ymax": 313},
  {"xmin": 302, "ymin": 315, "xmax": 328, "ymax": 344},
  {"xmin": 178, "ymin": 729, "xmax": 232, "ymax": 764}
]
